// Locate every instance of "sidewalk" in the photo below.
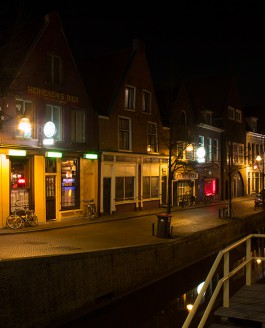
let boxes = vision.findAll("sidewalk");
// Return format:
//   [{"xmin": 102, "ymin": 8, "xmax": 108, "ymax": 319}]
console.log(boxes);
[{"xmin": 1, "ymin": 196, "xmax": 254, "ymax": 235}]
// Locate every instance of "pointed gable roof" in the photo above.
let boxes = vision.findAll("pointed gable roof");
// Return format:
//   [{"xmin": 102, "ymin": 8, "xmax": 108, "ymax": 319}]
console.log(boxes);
[
  {"xmin": 0, "ymin": 11, "xmax": 64, "ymax": 95},
  {"xmin": 77, "ymin": 40, "xmax": 147, "ymax": 116},
  {"xmin": 187, "ymin": 74, "xmax": 243, "ymax": 127}
]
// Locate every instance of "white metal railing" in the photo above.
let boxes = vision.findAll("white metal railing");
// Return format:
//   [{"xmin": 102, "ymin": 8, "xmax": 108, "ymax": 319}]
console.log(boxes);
[{"xmin": 182, "ymin": 233, "xmax": 265, "ymax": 328}]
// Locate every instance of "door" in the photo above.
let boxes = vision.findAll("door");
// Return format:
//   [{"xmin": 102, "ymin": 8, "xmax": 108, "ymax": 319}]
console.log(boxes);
[
  {"xmin": 46, "ymin": 176, "xmax": 56, "ymax": 221},
  {"xmin": 103, "ymin": 178, "xmax": 111, "ymax": 215}
]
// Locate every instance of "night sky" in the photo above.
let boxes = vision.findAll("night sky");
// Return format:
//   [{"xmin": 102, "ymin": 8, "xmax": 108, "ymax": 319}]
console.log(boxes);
[{"xmin": 1, "ymin": 1, "xmax": 265, "ymax": 107}]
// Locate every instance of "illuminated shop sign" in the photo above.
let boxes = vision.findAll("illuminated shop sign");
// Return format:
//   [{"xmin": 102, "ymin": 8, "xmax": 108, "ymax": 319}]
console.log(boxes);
[
  {"xmin": 8, "ymin": 149, "xmax": 27, "ymax": 156},
  {"xmin": 174, "ymin": 172, "xmax": 198, "ymax": 180},
  {"xmin": 45, "ymin": 152, "xmax": 62, "ymax": 158},
  {"xmin": 83, "ymin": 153, "xmax": 98, "ymax": 159}
]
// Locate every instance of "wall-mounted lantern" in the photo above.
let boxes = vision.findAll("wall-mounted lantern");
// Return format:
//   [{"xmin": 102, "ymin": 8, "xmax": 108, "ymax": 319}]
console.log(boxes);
[{"xmin": 18, "ymin": 117, "xmax": 32, "ymax": 138}]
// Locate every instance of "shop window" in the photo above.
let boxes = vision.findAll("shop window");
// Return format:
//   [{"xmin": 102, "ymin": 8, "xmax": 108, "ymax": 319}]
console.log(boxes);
[
  {"xmin": 10, "ymin": 158, "xmax": 31, "ymax": 207},
  {"xmin": 115, "ymin": 177, "xmax": 134, "ymax": 201},
  {"xmin": 61, "ymin": 159, "xmax": 79, "ymax": 209},
  {"xmin": 143, "ymin": 176, "xmax": 159, "ymax": 199}
]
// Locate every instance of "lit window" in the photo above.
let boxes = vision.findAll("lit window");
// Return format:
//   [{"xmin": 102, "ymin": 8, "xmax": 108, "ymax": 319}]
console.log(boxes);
[
  {"xmin": 147, "ymin": 122, "xmax": 158, "ymax": 153},
  {"xmin": 125, "ymin": 85, "xmax": 135, "ymax": 110},
  {"xmin": 206, "ymin": 137, "xmax": 212, "ymax": 162},
  {"xmin": 15, "ymin": 98, "xmax": 34, "ymax": 138},
  {"xmin": 46, "ymin": 104, "xmax": 62, "ymax": 141}
]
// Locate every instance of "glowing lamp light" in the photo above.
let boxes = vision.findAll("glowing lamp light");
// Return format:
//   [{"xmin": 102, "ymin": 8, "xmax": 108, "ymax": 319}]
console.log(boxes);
[
  {"xmin": 43, "ymin": 138, "xmax": 54, "ymax": 146},
  {"xmin": 186, "ymin": 144, "xmax": 193, "ymax": 152},
  {"xmin": 18, "ymin": 178, "xmax": 26, "ymax": 184},
  {"xmin": 186, "ymin": 304, "xmax": 193, "ymax": 312},
  {"xmin": 45, "ymin": 152, "xmax": 62, "ymax": 158},
  {"xmin": 83, "ymin": 153, "xmax": 98, "ymax": 159},
  {"xmin": 256, "ymin": 155, "xmax": 262, "ymax": 162},
  {"xmin": 197, "ymin": 147, "xmax": 206, "ymax": 163},
  {"xmin": 8, "ymin": 149, "xmax": 27, "ymax": 156},
  {"xmin": 256, "ymin": 258, "xmax": 262, "ymax": 264},
  {"xmin": 18, "ymin": 118, "xmax": 31, "ymax": 132}
]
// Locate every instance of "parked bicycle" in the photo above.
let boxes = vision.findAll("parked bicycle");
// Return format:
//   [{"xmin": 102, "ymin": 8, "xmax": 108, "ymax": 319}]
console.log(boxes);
[
  {"xmin": 181, "ymin": 193, "xmax": 195, "ymax": 207},
  {"xmin": 82, "ymin": 199, "xmax": 98, "ymax": 220},
  {"xmin": 6, "ymin": 200, "xmax": 38, "ymax": 229}
]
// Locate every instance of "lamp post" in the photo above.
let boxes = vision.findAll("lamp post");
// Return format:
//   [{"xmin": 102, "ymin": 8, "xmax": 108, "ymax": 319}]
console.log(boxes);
[{"xmin": 256, "ymin": 154, "xmax": 265, "ymax": 206}]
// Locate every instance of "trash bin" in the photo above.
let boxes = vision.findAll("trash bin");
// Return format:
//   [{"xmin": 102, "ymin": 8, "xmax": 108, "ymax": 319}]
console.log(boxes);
[{"xmin": 156, "ymin": 213, "xmax": 172, "ymax": 238}]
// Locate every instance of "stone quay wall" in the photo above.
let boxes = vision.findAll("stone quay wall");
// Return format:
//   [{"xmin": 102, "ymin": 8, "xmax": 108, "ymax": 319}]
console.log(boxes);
[{"xmin": 1, "ymin": 212, "xmax": 265, "ymax": 328}]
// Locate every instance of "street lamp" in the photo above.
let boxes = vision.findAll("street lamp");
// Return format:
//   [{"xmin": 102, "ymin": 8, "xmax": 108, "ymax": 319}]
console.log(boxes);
[{"xmin": 255, "ymin": 154, "xmax": 265, "ymax": 206}]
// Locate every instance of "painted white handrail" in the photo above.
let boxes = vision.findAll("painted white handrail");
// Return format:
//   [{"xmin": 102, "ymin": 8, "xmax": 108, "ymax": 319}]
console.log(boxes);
[{"xmin": 182, "ymin": 233, "xmax": 265, "ymax": 328}]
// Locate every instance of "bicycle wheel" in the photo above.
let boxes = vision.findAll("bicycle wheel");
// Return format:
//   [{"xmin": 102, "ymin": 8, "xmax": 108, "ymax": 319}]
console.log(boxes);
[
  {"xmin": 87, "ymin": 206, "xmax": 93, "ymax": 220},
  {"xmin": 93, "ymin": 207, "xmax": 98, "ymax": 218},
  {"xmin": 28, "ymin": 214, "xmax": 38, "ymax": 227},
  {"xmin": 6, "ymin": 214, "xmax": 23, "ymax": 229}
]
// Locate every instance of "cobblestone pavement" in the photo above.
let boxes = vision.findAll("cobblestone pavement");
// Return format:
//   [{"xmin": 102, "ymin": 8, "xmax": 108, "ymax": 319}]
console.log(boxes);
[{"xmin": 0, "ymin": 196, "xmax": 259, "ymax": 259}]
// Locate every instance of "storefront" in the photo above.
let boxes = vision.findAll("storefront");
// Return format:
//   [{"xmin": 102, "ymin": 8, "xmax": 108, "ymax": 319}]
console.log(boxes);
[{"xmin": 173, "ymin": 171, "xmax": 198, "ymax": 206}]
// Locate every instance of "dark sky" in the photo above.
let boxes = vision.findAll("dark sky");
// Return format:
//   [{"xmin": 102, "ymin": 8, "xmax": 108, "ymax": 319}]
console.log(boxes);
[{"xmin": 1, "ymin": 1, "xmax": 265, "ymax": 107}]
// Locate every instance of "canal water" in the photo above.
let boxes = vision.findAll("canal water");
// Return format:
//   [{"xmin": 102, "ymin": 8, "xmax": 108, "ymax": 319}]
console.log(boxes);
[
  {"xmin": 59, "ymin": 253, "xmax": 217, "ymax": 328},
  {"xmin": 60, "ymin": 243, "xmax": 265, "ymax": 328}
]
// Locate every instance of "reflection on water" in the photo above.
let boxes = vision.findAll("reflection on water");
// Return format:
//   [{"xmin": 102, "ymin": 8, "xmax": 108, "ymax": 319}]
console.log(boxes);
[
  {"xmin": 152, "ymin": 251, "xmax": 265, "ymax": 328},
  {"xmin": 60, "ymin": 248, "xmax": 265, "ymax": 328}
]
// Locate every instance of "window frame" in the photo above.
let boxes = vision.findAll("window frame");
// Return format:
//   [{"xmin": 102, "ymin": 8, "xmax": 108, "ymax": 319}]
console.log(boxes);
[
  {"xmin": 47, "ymin": 54, "xmax": 62, "ymax": 85},
  {"xmin": 147, "ymin": 122, "xmax": 158, "ymax": 153},
  {"xmin": 142, "ymin": 90, "xmax": 151, "ymax": 114},
  {"xmin": 124, "ymin": 85, "xmax": 136, "ymax": 111},
  {"xmin": 118, "ymin": 116, "xmax": 132, "ymax": 151},
  {"xmin": 46, "ymin": 104, "xmax": 63, "ymax": 141},
  {"xmin": 71, "ymin": 109, "xmax": 85, "ymax": 143}
]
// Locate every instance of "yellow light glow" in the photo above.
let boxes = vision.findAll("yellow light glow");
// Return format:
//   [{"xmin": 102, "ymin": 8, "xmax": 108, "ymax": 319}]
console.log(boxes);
[
  {"xmin": 18, "ymin": 118, "xmax": 31, "ymax": 132},
  {"xmin": 186, "ymin": 144, "xmax": 193, "ymax": 152},
  {"xmin": 187, "ymin": 304, "xmax": 193, "ymax": 312},
  {"xmin": 8, "ymin": 149, "xmax": 26, "ymax": 156},
  {"xmin": 257, "ymin": 258, "xmax": 262, "ymax": 264},
  {"xmin": 256, "ymin": 155, "xmax": 262, "ymax": 162}
]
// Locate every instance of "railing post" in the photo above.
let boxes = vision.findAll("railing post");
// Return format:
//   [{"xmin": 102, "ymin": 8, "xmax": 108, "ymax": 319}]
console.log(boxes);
[
  {"xmin": 246, "ymin": 238, "xmax": 252, "ymax": 286},
  {"xmin": 223, "ymin": 252, "xmax": 229, "ymax": 307}
]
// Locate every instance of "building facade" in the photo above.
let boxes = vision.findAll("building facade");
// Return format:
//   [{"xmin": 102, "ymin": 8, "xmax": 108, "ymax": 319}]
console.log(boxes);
[{"xmin": 0, "ymin": 12, "xmax": 98, "ymax": 228}]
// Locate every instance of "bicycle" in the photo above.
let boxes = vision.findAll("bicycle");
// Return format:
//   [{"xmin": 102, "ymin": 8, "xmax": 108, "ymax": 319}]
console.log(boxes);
[
  {"xmin": 6, "ymin": 200, "xmax": 38, "ymax": 229},
  {"xmin": 82, "ymin": 199, "xmax": 98, "ymax": 220},
  {"xmin": 181, "ymin": 193, "xmax": 191, "ymax": 207}
]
